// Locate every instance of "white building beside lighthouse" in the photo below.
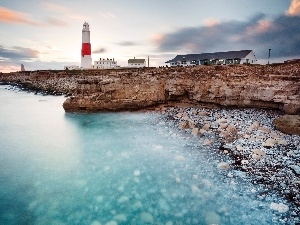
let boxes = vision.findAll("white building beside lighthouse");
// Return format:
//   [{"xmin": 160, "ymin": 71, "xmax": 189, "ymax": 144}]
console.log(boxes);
[{"xmin": 81, "ymin": 22, "xmax": 92, "ymax": 69}]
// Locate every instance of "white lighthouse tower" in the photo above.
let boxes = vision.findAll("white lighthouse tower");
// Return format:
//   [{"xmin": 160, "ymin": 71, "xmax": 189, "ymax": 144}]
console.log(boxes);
[{"xmin": 81, "ymin": 22, "xmax": 92, "ymax": 69}]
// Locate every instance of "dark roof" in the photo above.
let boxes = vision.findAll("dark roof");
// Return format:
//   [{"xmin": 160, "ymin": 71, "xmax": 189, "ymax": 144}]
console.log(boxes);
[
  {"xmin": 128, "ymin": 59, "xmax": 146, "ymax": 64},
  {"xmin": 165, "ymin": 50, "xmax": 252, "ymax": 63}
]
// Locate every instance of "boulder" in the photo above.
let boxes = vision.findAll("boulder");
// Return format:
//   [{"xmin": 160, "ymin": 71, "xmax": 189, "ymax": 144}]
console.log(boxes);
[{"xmin": 273, "ymin": 115, "xmax": 300, "ymax": 135}]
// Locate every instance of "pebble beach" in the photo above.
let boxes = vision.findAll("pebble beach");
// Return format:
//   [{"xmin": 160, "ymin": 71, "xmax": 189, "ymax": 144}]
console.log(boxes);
[{"xmin": 157, "ymin": 105, "xmax": 300, "ymax": 223}]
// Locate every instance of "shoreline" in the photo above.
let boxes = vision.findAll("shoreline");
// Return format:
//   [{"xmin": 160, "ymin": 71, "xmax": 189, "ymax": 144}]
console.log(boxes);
[{"xmin": 155, "ymin": 105, "xmax": 300, "ymax": 222}]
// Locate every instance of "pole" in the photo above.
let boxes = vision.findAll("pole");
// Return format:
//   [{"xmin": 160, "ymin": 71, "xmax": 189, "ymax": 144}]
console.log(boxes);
[{"xmin": 268, "ymin": 49, "xmax": 271, "ymax": 65}]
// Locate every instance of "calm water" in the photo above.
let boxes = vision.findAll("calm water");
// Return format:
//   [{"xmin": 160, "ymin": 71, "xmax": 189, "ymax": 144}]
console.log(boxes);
[{"xmin": 0, "ymin": 85, "xmax": 289, "ymax": 225}]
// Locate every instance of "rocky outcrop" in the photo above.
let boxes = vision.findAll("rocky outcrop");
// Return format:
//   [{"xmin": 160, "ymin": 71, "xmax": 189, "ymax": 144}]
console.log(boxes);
[
  {"xmin": 0, "ymin": 63, "xmax": 299, "ymax": 114},
  {"xmin": 273, "ymin": 115, "xmax": 300, "ymax": 135}
]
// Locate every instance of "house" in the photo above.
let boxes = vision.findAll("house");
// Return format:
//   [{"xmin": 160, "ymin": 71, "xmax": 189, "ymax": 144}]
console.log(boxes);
[
  {"xmin": 128, "ymin": 57, "xmax": 146, "ymax": 68},
  {"xmin": 64, "ymin": 65, "xmax": 80, "ymax": 70},
  {"xmin": 166, "ymin": 50, "xmax": 257, "ymax": 66},
  {"xmin": 92, "ymin": 58, "xmax": 118, "ymax": 69}
]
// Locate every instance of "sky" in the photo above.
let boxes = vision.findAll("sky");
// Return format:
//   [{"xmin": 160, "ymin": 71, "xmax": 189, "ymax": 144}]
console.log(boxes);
[{"xmin": 0, "ymin": 0, "xmax": 299, "ymax": 72}]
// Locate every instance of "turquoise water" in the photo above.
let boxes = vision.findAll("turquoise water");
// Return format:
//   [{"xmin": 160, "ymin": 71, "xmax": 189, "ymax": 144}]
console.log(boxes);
[{"xmin": 0, "ymin": 85, "xmax": 288, "ymax": 225}]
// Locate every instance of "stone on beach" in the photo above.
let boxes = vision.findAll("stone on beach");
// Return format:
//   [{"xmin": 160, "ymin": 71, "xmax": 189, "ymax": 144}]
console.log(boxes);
[
  {"xmin": 252, "ymin": 149, "xmax": 266, "ymax": 160},
  {"xmin": 192, "ymin": 128, "xmax": 199, "ymax": 135},
  {"xmin": 262, "ymin": 138, "xmax": 277, "ymax": 147},
  {"xmin": 202, "ymin": 123, "xmax": 211, "ymax": 131},
  {"xmin": 217, "ymin": 162, "xmax": 230, "ymax": 170}
]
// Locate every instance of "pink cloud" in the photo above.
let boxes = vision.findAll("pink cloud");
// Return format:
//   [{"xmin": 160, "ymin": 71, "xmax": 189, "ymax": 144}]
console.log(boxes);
[
  {"xmin": 203, "ymin": 18, "xmax": 219, "ymax": 27},
  {"xmin": 246, "ymin": 20, "xmax": 275, "ymax": 35},
  {"xmin": 43, "ymin": 2, "xmax": 70, "ymax": 13},
  {"xmin": 0, "ymin": 6, "xmax": 38, "ymax": 25},
  {"xmin": 286, "ymin": 0, "xmax": 300, "ymax": 16}
]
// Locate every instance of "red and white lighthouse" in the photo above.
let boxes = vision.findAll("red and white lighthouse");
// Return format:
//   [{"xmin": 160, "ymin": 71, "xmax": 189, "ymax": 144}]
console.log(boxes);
[{"xmin": 81, "ymin": 22, "xmax": 92, "ymax": 69}]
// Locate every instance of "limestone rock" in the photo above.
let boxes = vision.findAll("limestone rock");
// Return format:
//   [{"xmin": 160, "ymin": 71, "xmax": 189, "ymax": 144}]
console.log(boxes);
[{"xmin": 273, "ymin": 115, "xmax": 300, "ymax": 135}]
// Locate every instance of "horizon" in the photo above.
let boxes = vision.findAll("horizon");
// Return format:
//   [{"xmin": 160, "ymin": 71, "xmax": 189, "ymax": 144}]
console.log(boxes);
[{"xmin": 0, "ymin": 0, "xmax": 300, "ymax": 72}]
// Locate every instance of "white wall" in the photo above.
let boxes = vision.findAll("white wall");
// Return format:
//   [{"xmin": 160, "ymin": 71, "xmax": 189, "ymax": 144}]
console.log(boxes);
[
  {"xmin": 81, "ymin": 55, "xmax": 92, "ymax": 69},
  {"xmin": 241, "ymin": 51, "xmax": 257, "ymax": 64},
  {"xmin": 128, "ymin": 62, "xmax": 146, "ymax": 68},
  {"xmin": 93, "ymin": 59, "xmax": 118, "ymax": 69}
]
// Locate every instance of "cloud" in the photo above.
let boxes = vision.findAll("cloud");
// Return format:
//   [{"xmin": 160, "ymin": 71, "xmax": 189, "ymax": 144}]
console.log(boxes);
[
  {"xmin": 46, "ymin": 17, "xmax": 68, "ymax": 26},
  {"xmin": 117, "ymin": 41, "xmax": 139, "ymax": 46},
  {"xmin": 203, "ymin": 18, "xmax": 219, "ymax": 27},
  {"xmin": 100, "ymin": 12, "xmax": 117, "ymax": 19},
  {"xmin": 0, "ymin": 6, "xmax": 39, "ymax": 25},
  {"xmin": 155, "ymin": 13, "xmax": 300, "ymax": 60},
  {"xmin": 92, "ymin": 48, "xmax": 106, "ymax": 54},
  {"xmin": 0, "ymin": 46, "xmax": 39, "ymax": 61},
  {"xmin": 286, "ymin": 0, "xmax": 300, "ymax": 16},
  {"xmin": 43, "ymin": 2, "xmax": 70, "ymax": 13}
]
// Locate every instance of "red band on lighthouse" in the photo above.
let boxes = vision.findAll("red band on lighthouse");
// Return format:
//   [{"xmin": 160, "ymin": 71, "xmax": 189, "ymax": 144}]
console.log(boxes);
[{"xmin": 81, "ymin": 43, "xmax": 91, "ymax": 56}]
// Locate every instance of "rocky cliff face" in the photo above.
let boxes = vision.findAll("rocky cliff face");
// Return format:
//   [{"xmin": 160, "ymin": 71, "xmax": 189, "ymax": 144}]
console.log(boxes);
[{"xmin": 1, "ymin": 63, "xmax": 299, "ymax": 114}]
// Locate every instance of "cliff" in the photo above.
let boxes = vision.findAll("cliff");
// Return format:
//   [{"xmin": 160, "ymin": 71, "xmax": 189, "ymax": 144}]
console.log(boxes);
[{"xmin": 0, "ymin": 63, "xmax": 299, "ymax": 115}]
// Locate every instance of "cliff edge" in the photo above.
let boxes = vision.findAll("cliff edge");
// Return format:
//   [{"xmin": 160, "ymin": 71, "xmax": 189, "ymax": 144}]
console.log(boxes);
[{"xmin": 1, "ymin": 63, "xmax": 299, "ymax": 115}]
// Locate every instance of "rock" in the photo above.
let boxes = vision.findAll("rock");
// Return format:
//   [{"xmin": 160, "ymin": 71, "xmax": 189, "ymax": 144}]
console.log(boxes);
[
  {"xmin": 203, "ymin": 139, "xmax": 213, "ymax": 145},
  {"xmin": 199, "ymin": 129, "xmax": 206, "ymax": 134},
  {"xmin": 273, "ymin": 115, "xmax": 300, "ymax": 135},
  {"xmin": 113, "ymin": 214, "xmax": 127, "ymax": 222},
  {"xmin": 283, "ymin": 103, "xmax": 300, "ymax": 115},
  {"xmin": 191, "ymin": 128, "xmax": 199, "ymax": 135},
  {"xmin": 202, "ymin": 123, "xmax": 211, "ymax": 131},
  {"xmin": 288, "ymin": 165, "xmax": 300, "ymax": 175},
  {"xmin": 204, "ymin": 211, "xmax": 221, "ymax": 225},
  {"xmin": 199, "ymin": 111, "xmax": 207, "ymax": 116},
  {"xmin": 140, "ymin": 212, "xmax": 154, "ymax": 224},
  {"xmin": 105, "ymin": 221, "xmax": 118, "ymax": 225},
  {"xmin": 217, "ymin": 118, "xmax": 227, "ymax": 123},
  {"xmin": 236, "ymin": 145, "xmax": 244, "ymax": 151},
  {"xmin": 217, "ymin": 162, "xmax": 230, "ymax": 170},
  {"xmin": 252, "ymin": 149, "xmax": 266, "ymax": 160},
  {"xmin": 262, "ymin": 138, "xmax": 277, "ymax": 147},
  {"xmin": 251, "ymin": 121, "xmax": 260, "ymax": 130},
  {"xmin": 134, "ymin": 170, "xmax": 141, "ymax": 176},
  {"xmin": 219, "ymin": 123, "xmax": 228, "ymax": 129},
  {"xmin": 91, "ymin": 221, "xmax": 102, "ymax": 225},
  {"xmin": 179, "ymin": 121, "xmax": 189, "ymax": 129},
  {"xmin": 226, "ymin": 124, "xmax": 237, "ymax": 134},
  {"xmin": 270, "ymin": 202, "xmax": 289, "ymax": 213}
]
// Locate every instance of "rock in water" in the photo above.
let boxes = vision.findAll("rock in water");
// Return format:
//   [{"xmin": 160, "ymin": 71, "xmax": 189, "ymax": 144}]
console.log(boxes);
[
  {"xmin": 140, "ymin": 212, "xmax": 154, "ymax": 224},
  {"xmin": 204, "ymin": 211, "xmax": 221, "ymax": 225},
  {"xmin": 270, "ymin": 202, "xmax": 289, "ymax": 213},
  {"xmin": 273, "ymin": 115, "xmax": 300, "ymax": 135},
  {"xmin": 217, "ymin": 162, "xmax": 230, "ymax": 170}
]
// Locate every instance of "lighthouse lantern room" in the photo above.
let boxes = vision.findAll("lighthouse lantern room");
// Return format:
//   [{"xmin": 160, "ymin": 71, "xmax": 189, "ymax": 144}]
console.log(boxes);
[{"xmin": 81, "ymin": 22, "xmax": 92, "ymax": 69}]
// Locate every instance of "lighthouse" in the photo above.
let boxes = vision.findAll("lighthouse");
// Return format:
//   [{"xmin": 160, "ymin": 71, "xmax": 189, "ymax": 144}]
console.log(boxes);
[{"xmin": 81, "ymin": 22, "xmax": 92, "ymax": 69}]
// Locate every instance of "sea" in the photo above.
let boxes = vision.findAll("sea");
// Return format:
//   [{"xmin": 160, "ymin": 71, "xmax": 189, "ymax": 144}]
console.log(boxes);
[{"xmin": 0, "ymin": 85, "xmax": 290, "ymax": 225}]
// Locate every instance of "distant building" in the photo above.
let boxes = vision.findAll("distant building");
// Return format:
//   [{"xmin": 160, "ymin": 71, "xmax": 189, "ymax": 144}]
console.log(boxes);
[
  {"xmin": 166, "ymin": 50, "xmax": 257, "ymax": 66},
  {"xmin": 21, "ymin": 64, "xmax": 25, "ymax": 71},
  {"xmin": 93, "ymin": 58, "xmax": 118, "ymax": 69},
  {"xmin": 128, "ymin": 57, "xmax": 146, "ymax": 68},
  {"xmin": 64, "ymin": 65, "xmax": 80, "ymax": 70}
]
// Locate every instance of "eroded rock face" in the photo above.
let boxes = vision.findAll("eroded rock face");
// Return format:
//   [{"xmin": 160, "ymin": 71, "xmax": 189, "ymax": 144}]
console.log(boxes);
[
  {"xmin": 1, "ymin": 63, "xmax": 299, "ymax": 114},
  {"xmin": 273, "ymin": 115, "xmax": 300, "ymax": 135}
]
